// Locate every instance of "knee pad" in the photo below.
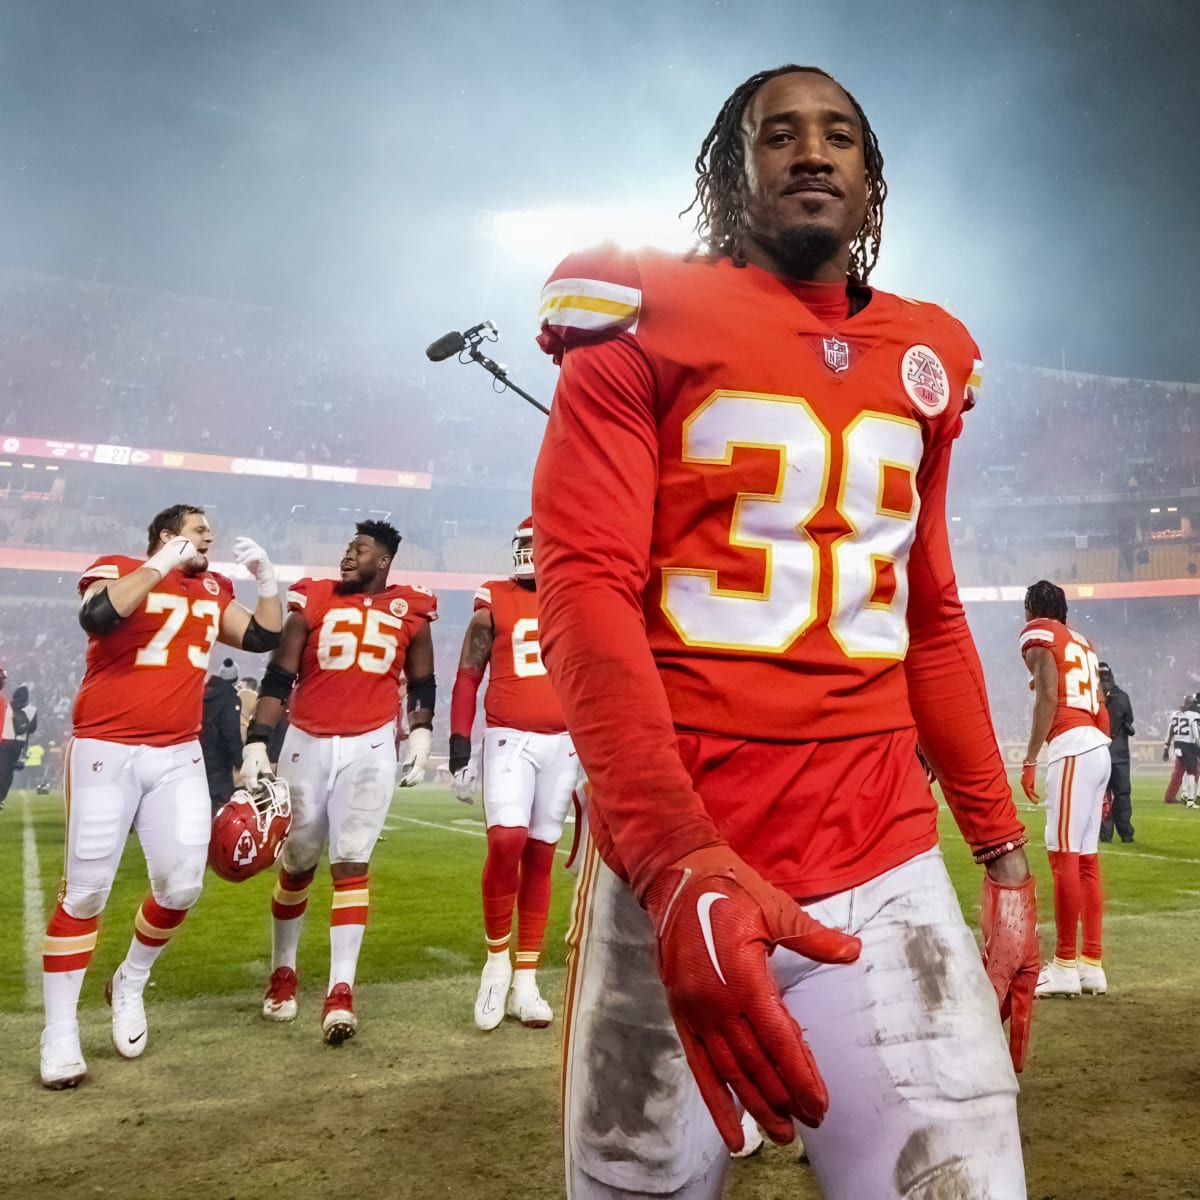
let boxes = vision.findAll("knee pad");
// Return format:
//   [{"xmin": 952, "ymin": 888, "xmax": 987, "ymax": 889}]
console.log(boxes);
[
  {"xmin": 281, "ymin": 830, "xmax": 324, "ymax": 876},
  {"xmin": 152, "ymin": 857, "xmax": 207, "ymax": 911},
  {"xmin": 62, "ymin": 881, "xmax": 112, "ymax": 920}
]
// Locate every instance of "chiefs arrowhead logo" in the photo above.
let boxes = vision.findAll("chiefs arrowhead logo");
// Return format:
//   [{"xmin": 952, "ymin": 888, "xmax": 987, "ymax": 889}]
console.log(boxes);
[{"xmin": 233, "ymin": 830, "xmax": 258, "ymax": 868}]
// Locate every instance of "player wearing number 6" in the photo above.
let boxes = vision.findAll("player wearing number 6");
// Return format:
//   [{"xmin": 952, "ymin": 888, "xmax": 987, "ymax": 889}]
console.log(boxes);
[
  {"xmin": 244, "ymin": 520, "xmax": 437, "ymax": 1045},
  {"xmin": 449, "ymin": 518, "xmax": 578, "ymax": 1031},
  {"xmin": 534, "ymin": 65, "xmax": 1038, "ymax": 1200},
  {"xmin": 1020, "ymin": 580, "xmax": 1112, "ymax": 1000},
  {"xmin": 40, "ymin": 504, "xmax": 282, "ymax": 1089}
]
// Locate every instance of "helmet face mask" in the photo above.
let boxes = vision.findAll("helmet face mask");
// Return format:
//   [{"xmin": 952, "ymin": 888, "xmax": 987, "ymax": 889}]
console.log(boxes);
[
  {"xmin": 208, "ymin": 777, "xmax": 292, "ymax": 883},
  {"xmin": 511, "ymin": 517, "xmax": 534, "ymax": 579}
]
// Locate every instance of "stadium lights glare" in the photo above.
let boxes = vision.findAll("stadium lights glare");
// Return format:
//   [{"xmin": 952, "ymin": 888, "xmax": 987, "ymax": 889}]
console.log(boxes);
[
  {"xmin": 1167, "ymin": 506, "xmax": 1178, "ymax": 512},
  {"xmin": 479, "ymin": 205, "xmax": 695, "ymax": 261},
  {"xmin": 1150, "ymin": 507, "xmax": 1161, "ymax": 513}
]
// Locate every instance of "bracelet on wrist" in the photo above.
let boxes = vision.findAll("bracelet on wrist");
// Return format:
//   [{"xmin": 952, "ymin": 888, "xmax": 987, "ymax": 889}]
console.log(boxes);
[{"xmin": 974, "ymin": 835, "xmax": 1029, "ymax": 865}]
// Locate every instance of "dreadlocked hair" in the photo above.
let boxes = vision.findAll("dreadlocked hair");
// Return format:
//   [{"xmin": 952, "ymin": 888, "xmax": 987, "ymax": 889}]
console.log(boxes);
[
  {"xmin": 1024, "ymin": 580, "xmax": 1068, "ymax": 623},
  {"xmin": 684, "ymin": 65, "xmax": 886, "ymax": 284}
]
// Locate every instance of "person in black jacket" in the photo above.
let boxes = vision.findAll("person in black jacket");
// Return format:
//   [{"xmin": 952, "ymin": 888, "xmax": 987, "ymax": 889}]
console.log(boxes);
[
  {"xmin": 1098, "ymin": 662, "xmax": 1136, "ymax": 843},
  {"xmin": 200, "ymin": 659, "xmax": 243, "ymax": 812}
]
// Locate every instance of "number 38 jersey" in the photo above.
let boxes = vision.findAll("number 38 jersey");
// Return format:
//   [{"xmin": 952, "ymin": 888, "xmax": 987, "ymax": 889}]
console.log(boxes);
[
  {"xmin": 474, "ymin": 578, "xmax": 565, "ymax": 734},
  {"xmin": 287, "ymin": 577, "xmax": 437, "ymax": 737},
  {"xmin": 1019, "ymin": 617, "xmax": 1111, "ymax": 761},
  {"xmin": 72, "ymin": 555, "xmax": 235, "ymax": 746},
  {"xmin": 537, "ymin": 246, "xmax": 982, "ymax": 741}
]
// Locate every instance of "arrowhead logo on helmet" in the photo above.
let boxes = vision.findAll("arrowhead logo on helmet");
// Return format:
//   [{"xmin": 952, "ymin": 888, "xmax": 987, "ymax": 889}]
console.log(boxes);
[
  {"xmin": 209, "ymin": 777, "xmax": 293, "ymax": 883},
  {"xmin": 512, "ymin": 516, "xmax": 535, "ymax": 579}
]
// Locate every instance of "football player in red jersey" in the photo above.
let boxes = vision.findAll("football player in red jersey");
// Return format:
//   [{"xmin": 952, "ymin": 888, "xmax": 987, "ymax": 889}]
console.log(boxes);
[
  {"xmin": 242, "ymin": 520, "xmax": 437, "ymax": 1045},
  {"xmin": 39, "ymin": 504, "xmax": 282, "ymax": 1089},
  {"xmin": 532, "ymin": 66, "xmax": 1038, "ymax": 1199},
  {"xmin": 449, "ymin": 518, "xmax": 578, "ymax": 1031},
  {"xmin": 1019, "ymin": 581, "xmax": 1112, "ymax": 1000}
]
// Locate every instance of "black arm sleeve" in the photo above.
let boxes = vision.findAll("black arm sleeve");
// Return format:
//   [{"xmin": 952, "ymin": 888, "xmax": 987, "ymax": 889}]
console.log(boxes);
[
  {"xmin": 406, "ymin": 674, "xmax": 436, "ymax": 714},
  {"xmin": 79, "ymin": 587, "xmax": 121, "ymax": 634},
  {"xmin": 242, "ymin": 615, "xmax": 282, "ymax": 653}
]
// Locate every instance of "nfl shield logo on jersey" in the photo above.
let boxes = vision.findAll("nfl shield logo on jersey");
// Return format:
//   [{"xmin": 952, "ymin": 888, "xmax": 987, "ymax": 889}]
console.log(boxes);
[{"xmin": 823, "ymin": 336, "xmax": 850, "ymax": 373}]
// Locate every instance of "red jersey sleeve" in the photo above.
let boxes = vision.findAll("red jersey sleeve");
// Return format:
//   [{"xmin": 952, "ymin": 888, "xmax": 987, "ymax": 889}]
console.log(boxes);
[
  {"xmin": 536, "ymin": 242, "xmax": 643, "ymax": 364},
  {"xmin": 78, "ymin": 555, "xmax": 129, "ymax": 594},
  {"xmin": 904, "ymin": 421, "xmax": 1025, "ymax": 855},
  {"xmin": 533, "ymin": 331, "xmax": 722, "ymax": 898}
]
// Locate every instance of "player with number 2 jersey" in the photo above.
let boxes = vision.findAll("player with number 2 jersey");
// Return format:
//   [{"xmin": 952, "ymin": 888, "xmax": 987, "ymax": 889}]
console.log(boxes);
[
  {"xmin": 1020, "ymin": 580, "xmax": 1111, "ymax": 1000},
  {"xmin": 40, "ymin": 504, "xmax": 282, "ymax": 1091},
  {"xmin": 242, "ymin": 520, "xmax": 437, "ymax": 1046}
]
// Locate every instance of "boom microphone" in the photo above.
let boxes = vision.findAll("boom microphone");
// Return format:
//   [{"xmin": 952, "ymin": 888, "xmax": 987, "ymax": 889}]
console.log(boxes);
[{"xmin": 425, "ymin": 320, "xmax": 496, "ymax": 362}]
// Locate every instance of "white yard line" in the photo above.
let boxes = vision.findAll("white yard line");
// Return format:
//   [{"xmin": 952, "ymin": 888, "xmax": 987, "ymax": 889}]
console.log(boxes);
[
  {"xmin": 22, "ymin": 793, "xmax": 44, "ymax": 1006},
  {"xmin": 389, "ymin": 814, "xmax": 571, "ymax": 856}
]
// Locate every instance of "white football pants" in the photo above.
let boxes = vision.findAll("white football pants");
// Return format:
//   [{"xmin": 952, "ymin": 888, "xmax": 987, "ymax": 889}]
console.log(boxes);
[
  {"xmin": 481, "ymin": 726, "xmax": 578, "ymax": 843},
  {"xmin": 563, "ymin": 845, "xmax": 1025, "ymax": 1200},
  {"xmin": 277, "ymin": 721, "xmax": 397, "ymax": 871},
  {"xmin": 61, "ymin": 736, "xmax": 211, "ymax": 918},
  {"xmin": 1044, "ymin": 743, "xmax": 1111, "ymax": 853}
]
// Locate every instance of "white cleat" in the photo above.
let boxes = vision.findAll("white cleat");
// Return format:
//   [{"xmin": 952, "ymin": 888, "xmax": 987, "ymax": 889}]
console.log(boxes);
[
  {"xmin": 40, "ymin": 1024, "xmax": 88, "ymax": 1090},
  {"xmin": 1035, "ymin": 959, "xmax": 1081, "ymax": 998},
  {"xmin": 106, "ymin": 965, "xmax": 148, "ymax": 1057},
  {"xmin": 1079, "ymin": 961, "xmax": 1108, "ymax": 995},
  {"xmin": 731, "ymin": 1110, "xmax": 764, "ymax": 1158},
  {"xmin": 506, "ymin": 985, "xmax": 553, "ymax": 1029},
  {"xmin": 474, "ymin": 958, "xmax": 513, "ymax": 1032}
]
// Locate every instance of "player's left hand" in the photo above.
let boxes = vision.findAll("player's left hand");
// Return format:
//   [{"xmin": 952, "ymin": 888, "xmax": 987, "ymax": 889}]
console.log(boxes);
[
  {"xmin": 397, "ymin": 726, "xmax": 431, "ymax": 788},
  {"xmin": 1020, "ymin": 761, "xmax": 1039, "ymax": 802},
  {"xmin": 451, "ymin": 762, "xmax": 478, "ymax": 803},
  {"xmin": 232, "ymin": 536, "xmax": 278, "ymax": 593},
  {"xmin": 1101, "ymin": 791, "xmax": 1113, "ymax": 823},
  {"xmin": 980, "ymin": 872, "xmax": 1039, "ymax": 1073}
]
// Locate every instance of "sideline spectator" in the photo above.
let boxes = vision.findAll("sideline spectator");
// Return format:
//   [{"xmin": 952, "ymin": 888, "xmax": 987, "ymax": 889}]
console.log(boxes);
[{"xmin": 201, "ymin": 658, "xmax": 243, "ymax": 812}]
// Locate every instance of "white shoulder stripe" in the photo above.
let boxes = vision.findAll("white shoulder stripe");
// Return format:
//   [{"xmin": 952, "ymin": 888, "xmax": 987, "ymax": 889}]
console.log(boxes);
[
  {"xmin": 474, "ymin": 586, "xmax": 492, "ymax": 604},
  {"xmin": 286, "ymin": 589, "xmax": 307, "ymax": 609},
  {"xmin": 1019, "ymin": 629, "xmax": 1055, "ymax": 649},
  {"xmin": 539, "ymin": 276, "xmax": 640, "ymax": 336},
  {"xmin": 81, "ymin": 563, "xmax": 121, "ymax": 581}
]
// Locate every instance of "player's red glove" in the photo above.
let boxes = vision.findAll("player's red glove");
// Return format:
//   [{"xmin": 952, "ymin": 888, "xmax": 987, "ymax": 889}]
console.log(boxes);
[
  {"xmin": 980, "ymin": 873, "xmax": 1039, "ymax": 1072},
  {"xmin": 642, "ymin": 845, "xmax": 861, "ymax": 1152},
  {"xmin": 1020, "ymin": 761, "xmax": 1039, "ymax": 802},
  {"xmin": 1101, "ymin": 791, "xmax": 1113, "ymax": 823}
]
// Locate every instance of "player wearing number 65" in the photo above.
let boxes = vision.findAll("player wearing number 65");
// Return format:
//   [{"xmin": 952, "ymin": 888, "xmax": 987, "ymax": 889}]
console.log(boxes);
[
  {"xmin": 242, "ymin": 520, "xmax": 437, "ymax": 1046},
  {"xmin": 40, "ymin": 504, "xmax": 282, "ymax": 1090},
  {"xmin": 533, "ymin": 65, "xmax": 1038, "ymax": 1200}
]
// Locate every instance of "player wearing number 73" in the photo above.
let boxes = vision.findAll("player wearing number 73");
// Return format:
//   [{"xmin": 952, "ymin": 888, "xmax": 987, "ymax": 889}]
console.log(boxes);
[
  {"xmin": 1019, "ymin": 580, "xmax": 1112, "ymax": 1000},
  {"xmin": 534, "ymin": 65, "xmax": 1039, "ymax": 1200},
  {"xmin": 243, "ymin": 520, "xmax": 437, "ymax": 1045},
  {"xmin": 40, "ymin": 504, "xmax": 282, "ymax": 1089}
]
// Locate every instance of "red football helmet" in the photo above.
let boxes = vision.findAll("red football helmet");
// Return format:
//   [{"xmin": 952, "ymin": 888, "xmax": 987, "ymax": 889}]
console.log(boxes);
[
  {"xmin": 208, "ymin": 777, "xmax": 292, "ymax": 883},
  {"xmin": 512, "ymin": 516, "xmax": 534, "ymax": 579}
]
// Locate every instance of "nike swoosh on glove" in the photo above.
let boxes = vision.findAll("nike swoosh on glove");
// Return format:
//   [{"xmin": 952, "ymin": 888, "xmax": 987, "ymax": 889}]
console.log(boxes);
[
  {"xmin": 451, "ymin": 762, "xmax": 478, "ymax": 803},
  {"xmin": 980, "ymin": 873, "xmax": 1039, "ymax": 1073},
  {"xmin": 642, "ymin": 845, "xmax": 861, "ymax": 1152}
]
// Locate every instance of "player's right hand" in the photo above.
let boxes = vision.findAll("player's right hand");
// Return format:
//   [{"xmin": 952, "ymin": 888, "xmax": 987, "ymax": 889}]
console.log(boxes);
[
  {"xmin": 1162, "ymin": 748, "xmax": 1169, "ymax": 762},
  {"xmin": 241, "ymin": 742, "xmax": 272, "ymax": 786},
  {"xmin": 642, "ymin": 845, "xmax": 861, "ymax": 1152},
  {"xmin": 450, "ymin": 762, "xmax": 478, "ymax": 803},
  {"xmin": 980, "ymin": 872, "xmax": 1039, "ymax": 1073},
  {"xmin": 146, "ymin": 535, "xmax": 199, "ymax": 577}
]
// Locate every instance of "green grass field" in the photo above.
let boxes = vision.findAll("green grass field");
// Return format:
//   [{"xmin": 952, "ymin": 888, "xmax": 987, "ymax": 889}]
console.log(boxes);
[{"xmin": 1, "ymin": 777, "xmax": 1198, "ymax": 1199}]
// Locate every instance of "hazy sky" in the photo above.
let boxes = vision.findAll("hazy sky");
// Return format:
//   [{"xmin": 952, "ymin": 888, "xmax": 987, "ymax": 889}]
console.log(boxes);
[{"xmin": 3, "ymin": 0, "xmax": 1198, "ymax": 387}]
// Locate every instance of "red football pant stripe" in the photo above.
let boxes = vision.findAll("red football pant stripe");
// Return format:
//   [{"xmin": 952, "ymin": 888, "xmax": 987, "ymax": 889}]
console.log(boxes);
[
  {"xmin": 482, "ymin": 825, "xmax": 527, "ymax": 949},
  {"xmin": 1048, "ymin": 850, "xmax": 1082, "ymax": 962},
  {"xmin": 1079, "ymin": 853, "xmax": 1103, "ymax": 961},
  {"xmin": 43, "ymin": 904, "xmax": 99, "ymax": 974},
  {"xmin": 516, "ymin": 837, "xmax": 557, "ymax": 970}
]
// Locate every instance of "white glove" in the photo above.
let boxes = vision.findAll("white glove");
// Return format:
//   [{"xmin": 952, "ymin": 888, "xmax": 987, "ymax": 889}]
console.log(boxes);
[
  {"xmin": 145, "ymin": 536, "xmax": 199, "ymax": 578},
  {"xmin": 397, "ymin": 726, "xmax": 431, "ymax": 788},
  {"xmin": 241, "ymin": 741, "xmax": 272, "ymax": 786},
  {"xmin": 232, "ymin": 536, "xmax": 279, "ymax": 598},
  {"xmin": 451, "ymin": 761, "xmax": 478, "ymax": 804}
]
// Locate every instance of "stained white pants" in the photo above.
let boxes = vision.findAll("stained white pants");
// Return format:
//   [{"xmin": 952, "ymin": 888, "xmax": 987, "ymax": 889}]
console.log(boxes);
[
  {"xmin": 277, "ymin": 721, "xmax": 397, "ymax": 870},
  {"xmin": 563, "ymin": 846, "xmax": 1025, "ymax": 1199}
]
